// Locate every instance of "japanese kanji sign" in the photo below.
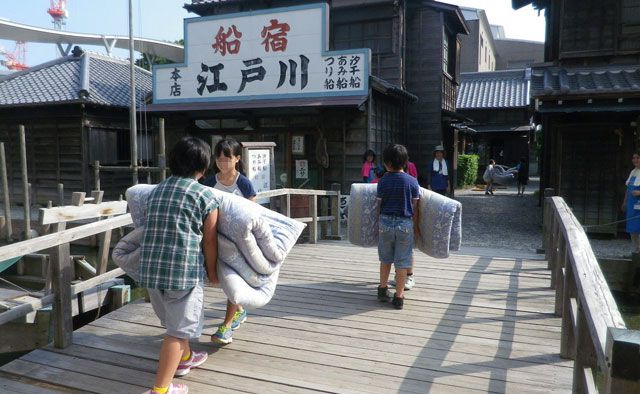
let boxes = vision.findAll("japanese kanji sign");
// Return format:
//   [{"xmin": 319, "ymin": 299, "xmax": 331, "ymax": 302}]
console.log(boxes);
[{"xmin": 153, "ymin": 4, "xmax": 370, "ymax": 103}]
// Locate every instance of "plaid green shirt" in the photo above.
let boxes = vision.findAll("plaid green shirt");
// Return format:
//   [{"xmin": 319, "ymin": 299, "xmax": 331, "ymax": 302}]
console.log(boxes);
[{"xmin": 139, "ymin": 176, "xmax": 219, "ymax": 290}]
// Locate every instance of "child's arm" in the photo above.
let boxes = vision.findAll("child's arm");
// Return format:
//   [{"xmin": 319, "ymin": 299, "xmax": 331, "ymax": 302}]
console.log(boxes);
[
  {"xmin": 412, "ymin": 198, "xmax": 421, "ymax": 238},
  {"xmin": 203, "ymin": 208, "xmax": 219, "ymax": 285}
]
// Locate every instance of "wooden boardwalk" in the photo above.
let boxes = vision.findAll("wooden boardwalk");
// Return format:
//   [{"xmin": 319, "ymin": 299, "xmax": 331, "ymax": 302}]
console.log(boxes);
[{"xmin": 0, "ymin": 241, "xmax": 573, "ymax": 393}]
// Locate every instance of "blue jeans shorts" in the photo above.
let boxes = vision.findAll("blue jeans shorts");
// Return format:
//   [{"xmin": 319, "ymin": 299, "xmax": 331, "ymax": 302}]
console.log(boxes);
[{"xmin": 378, "ymin": 214, "xmax": 414, "ymax": 269}]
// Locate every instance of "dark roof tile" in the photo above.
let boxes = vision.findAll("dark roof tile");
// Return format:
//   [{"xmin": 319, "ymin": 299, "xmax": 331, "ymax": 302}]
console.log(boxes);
[
  {"xmin": 457, "ymin": 69, "xmax": 530, "ymax": 109},
  {"xmin": 531, "ymin": 65, "xmax": 640, "ymax": 98}
]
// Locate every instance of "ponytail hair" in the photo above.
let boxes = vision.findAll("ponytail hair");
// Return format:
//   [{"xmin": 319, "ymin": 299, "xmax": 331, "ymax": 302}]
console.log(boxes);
[{"xmin": 213, "ymin": 138, "xmax": 245, "ymax": 174}]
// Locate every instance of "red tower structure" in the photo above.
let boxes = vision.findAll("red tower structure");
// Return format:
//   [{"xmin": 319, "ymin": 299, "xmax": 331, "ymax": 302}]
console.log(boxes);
[
  {"xmin": 48, "ymin": 0, "xmax": 69, "ymax": 30},
  {"xmin": 0, "ymin": 42, "xmax": 28, "ymax": 71}
]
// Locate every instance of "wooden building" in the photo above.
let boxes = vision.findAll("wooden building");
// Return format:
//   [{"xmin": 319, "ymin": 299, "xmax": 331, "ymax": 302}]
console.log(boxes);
[
  {"xmin": 457, "ymin": 69, "xmax": 533, "ymax": 172},
  {"xmin": 515, "ymin": 0, "xmax": 640, "ymax": 234},
  {"xmin": 150, "ymin": 0, "xmax": 468, "ymax": 192},
  {"xmin": 0, "ymin": 47, "xmax": 152, "ymax": 204}
]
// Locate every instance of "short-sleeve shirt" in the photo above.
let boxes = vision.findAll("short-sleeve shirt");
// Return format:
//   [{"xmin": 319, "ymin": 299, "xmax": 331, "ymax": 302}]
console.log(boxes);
[
  {"xmin": 201, "ymin": 173, "xmax": 256, "ymax": 199},
  {"xmin": 139, "ymin": 176, "xmax": 219, "ymax": 290},
  {"xmin": 377, "ymin": 171, "xmax": 420, "ymax": 217}
]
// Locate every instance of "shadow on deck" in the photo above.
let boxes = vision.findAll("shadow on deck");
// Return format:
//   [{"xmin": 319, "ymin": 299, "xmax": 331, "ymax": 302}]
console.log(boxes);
[{"xmin": 0, "ymin": 241, "xmax": 573, "ymax": 393}]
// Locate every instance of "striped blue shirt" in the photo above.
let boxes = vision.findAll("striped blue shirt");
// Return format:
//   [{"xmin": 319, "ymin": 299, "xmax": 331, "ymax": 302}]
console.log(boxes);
[{"xmin": 377, "ymin": 171, "xmax": 420, "ymax": 217}]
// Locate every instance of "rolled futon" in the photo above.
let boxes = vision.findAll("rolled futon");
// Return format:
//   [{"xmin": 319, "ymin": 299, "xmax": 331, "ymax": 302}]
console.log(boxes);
[
  {"xmin": 347, "ymin": 183, "xmax": 462, "ymax": 258},
  {"xmin": 112, "ymin": 184, "xmax": 305, "ymax": 309}
]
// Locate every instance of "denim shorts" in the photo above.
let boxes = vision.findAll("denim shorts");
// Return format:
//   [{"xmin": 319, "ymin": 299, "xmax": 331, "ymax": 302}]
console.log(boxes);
[
  {"xmin": 148, "ymin": 284, "xmax": 204, "ymax": 339},
  {"xmin": 378, "ymin": 214, "xmax": 414, "ymax": 269}
]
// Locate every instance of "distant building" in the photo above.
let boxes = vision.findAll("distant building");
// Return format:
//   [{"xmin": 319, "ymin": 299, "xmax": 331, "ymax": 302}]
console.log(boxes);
[
  {"xmin": 0, "ymin": 48, "xmax": 152, "ymax": 203},
  {"xmin": 459, "ymin": 7, "xmax": 497, "ymax": 72},
  {"xmin": 517, "ymin": 0, "xmax": 640, "ymax": 234},
  {"xmin": 457, "ymin": 69, "xmax": 533, "ymax": 171},
  {"xmin": 494, "ymin": 38, "xmax": 544, "ymax": 70}
]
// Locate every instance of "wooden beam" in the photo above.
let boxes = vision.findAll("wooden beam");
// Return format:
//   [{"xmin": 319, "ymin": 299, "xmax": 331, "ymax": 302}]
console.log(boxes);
[
  {"xmin": 50, "ymin": 222, "xmax": 72, "ymax": 348},
  {"xmin": 38, "ymin": 201, "xmax": 127, "ymax": 226},
  {"xmin": 0, "ymin": 142, "xmax": 12, "ymax": 243},
  {"xmin": 0, "ymin": 214, "xmax": 132, "ymax": 262}
]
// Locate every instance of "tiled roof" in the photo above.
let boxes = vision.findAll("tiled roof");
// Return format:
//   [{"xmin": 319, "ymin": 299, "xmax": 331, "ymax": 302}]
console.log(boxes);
[
  {"xmin": 457, "ymin": 69, "xmax": 530, "ymax": 109},
  {"xmin": 0, "ymin": 51, "xmax": 151, "ymax": 108},
  {"xmin": 530, "ymin": 65, "xmax": 640, "ymax": 98}
]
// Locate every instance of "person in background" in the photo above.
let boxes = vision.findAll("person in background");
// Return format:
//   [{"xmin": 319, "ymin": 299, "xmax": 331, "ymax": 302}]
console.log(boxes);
[
  {"xmin": 428, "ymin": 145, "xmax": 450, "ymax": 196},
  {"xmin": 361, "ymin": 149, "xmax": 377, "ymax": 183},
  {"xmin": 406, "ymin": 160, "xmax": 418, "ymax": 179},
  {"xmin": 202, "ymin": 138, "xmax": 256, "ymax": 345},
  {"xmin": 516, "ymin": 157, "xmax": 529, "ymax": 197},
  {"xmin": 483, "ymin": 159, "xmax": 496, "ymax": 196},
  {"xmin": 622, "ymin": 151, "xmax": 640, "ymax": 256}
]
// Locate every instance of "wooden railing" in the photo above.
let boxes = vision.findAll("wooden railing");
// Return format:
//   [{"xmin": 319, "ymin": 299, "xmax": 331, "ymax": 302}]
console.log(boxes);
[
  {"xmin": 544, "ymin": 196, "xmax": 640, "ymax": 393},
  {"xmin": 257, "ymin": 188, "xmax": 342, "ymax": 244}
]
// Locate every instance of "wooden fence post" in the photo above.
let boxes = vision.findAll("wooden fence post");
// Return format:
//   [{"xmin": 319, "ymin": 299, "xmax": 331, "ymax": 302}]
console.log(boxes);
[
  {"xmin": 285, "ymin": 194, "xmax": 291, "ymax": 217},
  {"xmin": 0, "ymin": 142, "xmax": 12, "ymax": 243},
  {"xmin": 50, "ymin": 222, "xmax": 73, "ymax": 348},
  {"xmin": 604, "ymin": 327, "xmax": 640, "ymax": 394},
  {"xmin": 309, "ymin": 195, "xmax": 317, "ymax": 244},
  {"xmin": 158, "ymin": 117, "xmax": 166, "ymax": 181},
  {"xmin": 58, "ymin": 183, "xmax": 64, "ymax": 206},
  {"xmin": 94, "ymin": 160, "xmax": 100, "ymax": 191},
  {"xmin": 572, "ymin": 300, "xmax": 598, "ymax": 393},
  {"xmin": 19, "ymin": 125, "xmax": 30, "ymax": 242},
  {"xmin": 331, "ymin": 191, "xmax": 341, "ymax": 239},
  {"xmin": 554, "ymin": 243, "xmax": 567, "ymax": 317},
  {"xmin": 109, "ymin": 284, "xmax": 130, "ymax": 311},
  {"xmin": 560, "ymin": 259, "xmax": 577, "ymax": 359}
]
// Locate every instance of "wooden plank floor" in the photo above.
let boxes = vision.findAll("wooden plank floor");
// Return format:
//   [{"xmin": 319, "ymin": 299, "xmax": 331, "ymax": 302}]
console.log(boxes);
[{"xmin": 0, "ymin": 241, "xmax": 573, "ymax": 393}]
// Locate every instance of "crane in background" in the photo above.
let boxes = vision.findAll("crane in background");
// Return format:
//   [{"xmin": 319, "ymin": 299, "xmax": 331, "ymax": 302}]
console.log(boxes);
[
  {"xmin": 0, "ymin": 42, "xmax": 28, "ymax": 71},
  {"xmin": 47, "ymin": 0, "xmax": 69, "ymax": 30}
]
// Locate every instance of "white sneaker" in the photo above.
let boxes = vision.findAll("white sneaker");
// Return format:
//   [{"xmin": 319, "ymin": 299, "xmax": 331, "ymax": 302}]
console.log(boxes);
[{"xmin": 405, "ymin": 275, "xmax": 415, "ymax": 290}]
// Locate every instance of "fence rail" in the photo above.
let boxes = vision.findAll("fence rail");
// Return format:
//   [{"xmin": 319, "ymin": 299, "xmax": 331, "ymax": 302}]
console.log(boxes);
[{"xmin": 544, "ymin": 195, "xmax": 640, "ymax": 393}]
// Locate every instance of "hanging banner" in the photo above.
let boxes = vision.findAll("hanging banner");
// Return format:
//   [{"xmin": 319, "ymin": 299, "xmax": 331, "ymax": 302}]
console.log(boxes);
[{"xmin": 153, "ymin": 3, "xmax": 370, "ymax": 103}]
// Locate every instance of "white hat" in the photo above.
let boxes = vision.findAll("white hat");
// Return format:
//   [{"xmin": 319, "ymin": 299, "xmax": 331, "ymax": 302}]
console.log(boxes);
[{"xmin": 433, "ymin": 145, "xmax": 445, "ymax": 153}]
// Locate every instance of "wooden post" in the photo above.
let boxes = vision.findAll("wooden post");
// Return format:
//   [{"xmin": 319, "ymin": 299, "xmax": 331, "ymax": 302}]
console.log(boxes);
[
  {"xmin": 331, "ymin": 191, "xmax": 341, "ymax": 239},
  {"xmin": 97, "ymin": 225, "xmax": 112, "ymax": 275},
  {"xmin": 285, "ymin": 194, "xmax": 291, "ymax": 217},
  {"xmin": 158, "ymin": 117, "xmax": 166, "ymax": 181},
  {"xmin": 109, "ymin": 284, "xmax": 130, "ymax": 311},
  {"xmin": 0, "ymin": 142, "xmax": 12, "ymax": 243},
  {"xmin": 554, "ymin": 244, "xmax": 567, "ymax": 317},
  {"xmin": 91, "ymin": 190, "xmax": 104, "ymax": 204},
  {"xmin": 604, "ymin": 328, "xmax": 640, "ymax": 394},
  {"xmin": 71, "ymin": 192, "xmax": 85, "ymax": 206},
  {"xmin": 572, "ymin": 300, "xmax": 598, "ymax": 393},
  {"xmin": 50, "ymin": 222, "xmax": 73, "ymax": 348},
  {"xmin": 309, "ymin": 195, "xmax": 318, "ymax": 244},
  {"xmin": 58, "ymin": 183, "xmax": 64, "ymax": 206},
  {"xmin": 550, "ymin": 227, "xmax": 564, "ymax": 288},
  {"xmin": 560, "ymin": 260, "xmax": 577, "ymax": 359},
  {"xmin": 19, "ymin": 125, "xmax": 31, "ymax": 241},
  {"xmin": 320, "ymin": 196, "xmax": 329, "ymax": 238},
  {"xmin": 94, "ymin": 160, "xmax": 100, "ymax": 191}
]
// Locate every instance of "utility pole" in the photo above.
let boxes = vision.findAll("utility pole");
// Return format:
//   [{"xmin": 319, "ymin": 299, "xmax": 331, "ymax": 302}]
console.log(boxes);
[{"xmin": 129, "ymin": 0, "xmax": 138, "ymax": 185}]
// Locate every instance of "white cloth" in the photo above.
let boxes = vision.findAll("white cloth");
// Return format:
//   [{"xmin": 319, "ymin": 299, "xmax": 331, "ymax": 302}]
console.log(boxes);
[
  {"xmin": 432, "ymin": 159, "xmax": 448, "ymax": 176},
  {"xmin": 626, "ymin": 169, "xmax": 640, "ymax": 186},
  {"xmin": 213, "ymin": 173, "xmax": 244, "ymax": 197}
]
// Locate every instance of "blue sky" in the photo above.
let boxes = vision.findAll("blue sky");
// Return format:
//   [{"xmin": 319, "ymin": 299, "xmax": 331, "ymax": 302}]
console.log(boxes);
[{"xmin": 1, "ymin": 0, "xmax": 544, "ymax": 69}]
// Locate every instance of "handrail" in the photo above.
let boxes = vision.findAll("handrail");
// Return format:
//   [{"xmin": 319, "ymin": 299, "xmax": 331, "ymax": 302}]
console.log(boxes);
[
  {"xmin": 544, "ymin": 195, "xmax": 640, "ymax": 393},
  {"xmin": 256, "ymin": 188, "xmax": 339, "ymax": 198}
]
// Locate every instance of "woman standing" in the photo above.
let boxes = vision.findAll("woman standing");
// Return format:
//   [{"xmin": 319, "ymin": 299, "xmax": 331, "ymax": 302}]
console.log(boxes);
[
  {"xmin": 428, "ymin": 145, "xmax": 450, "ymax": 196},
  {"xmin": 622, "ymin": 152, "xmax": 640, "ymax": 255},
  {"xmin": 361, "ymin": 149, "xmax": 377, "ymax": 183}
]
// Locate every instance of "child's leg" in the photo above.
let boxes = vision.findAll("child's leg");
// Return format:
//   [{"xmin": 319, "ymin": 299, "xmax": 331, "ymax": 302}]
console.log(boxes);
[
  {"xmin": 154, "ymin": 335, "xmax": 189, "ymax": 388},
  {"xmin": 223, "ymin": 300, "xmax": 240, "ymax": 328},
  {"xmin": 379, "ymin": 263, "xmax": 392, "ymax": 288},
  {"xmin": 395, "ymin": 268, "xmax": 408, "ymax": 299}
]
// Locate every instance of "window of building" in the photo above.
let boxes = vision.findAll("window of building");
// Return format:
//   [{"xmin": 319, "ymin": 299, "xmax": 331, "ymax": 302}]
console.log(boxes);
[
  {"xmin": 442, "ymin": 28, "xmax": 450, "ymax": 74},
  {"xmin": 620, "ymin": 0, "xmax": 640, "ymax": 51},
  {"xmin": 333, "ymin": 19, "xmax": 393, "ymax": 54}
]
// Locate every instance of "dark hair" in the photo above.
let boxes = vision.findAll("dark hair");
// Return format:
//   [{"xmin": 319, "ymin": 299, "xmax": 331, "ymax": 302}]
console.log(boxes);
[
  {"xmin": 168, "ymin": 136, "xmax": 211, "ymax": 177},
  {"xmin": 489, "ymin": 159, "xmax": 496, "ymax": 165},
  {"xmin": 382, "ymin": 144, "xmax": 409, "ymax": 171},
  {"xmin": 213, "ymin": 138, "xmax": 245, "ymax": 174},
  {"xmin": 362, "ymin": 149, "xmax": 376, "ymax": 163}
]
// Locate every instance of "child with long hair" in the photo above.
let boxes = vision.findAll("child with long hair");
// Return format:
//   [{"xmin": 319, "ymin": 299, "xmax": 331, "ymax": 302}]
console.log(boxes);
[{"xmin": 201, "ymin": 138, "xmax": 256, "ymax": 344}]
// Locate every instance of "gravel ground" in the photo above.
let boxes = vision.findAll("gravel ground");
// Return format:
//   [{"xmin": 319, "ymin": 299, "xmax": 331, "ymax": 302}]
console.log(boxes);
[{"xmin": 454, "ymin": 178, "xmax": 633, "ymax": 259}]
